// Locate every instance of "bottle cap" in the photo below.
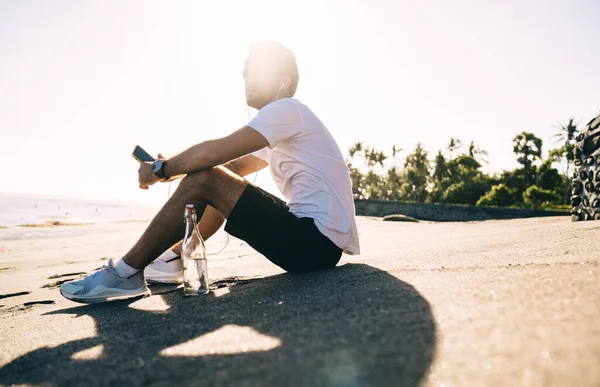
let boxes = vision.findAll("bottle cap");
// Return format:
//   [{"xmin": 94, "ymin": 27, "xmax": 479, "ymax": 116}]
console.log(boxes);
[{"xmin": 184, "ymin": 204, "xmax": 197, "ymax": 220}]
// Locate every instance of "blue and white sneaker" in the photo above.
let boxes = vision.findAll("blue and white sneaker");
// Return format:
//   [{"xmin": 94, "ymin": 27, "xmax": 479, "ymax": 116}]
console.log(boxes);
[{"xmin": 60, "ymin": 258, "xmax": 151, "ymax": 304}]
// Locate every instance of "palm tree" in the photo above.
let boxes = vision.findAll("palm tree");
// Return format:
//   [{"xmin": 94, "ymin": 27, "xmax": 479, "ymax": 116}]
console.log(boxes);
[
  {"xmin": 447, "ymin": 137, "xmax": 462, "ymax": 159},
  {"xmin": 552, "ymin": 118, "xmax": 579, "ymax": 200},
  {"xmin": 432, "ymin": 150, "xmax": 448, "ymax": 183},
  {"xmin": 552, "ymin": 118, "xmax": 578, "ymax": 158},
  {"xmin": 391, "ymin": 144, "xmax": 402, "ymax": 167},
  {"xmin": 347, "ymin": 141, "xmax": 364, "ymax": 166},
  {"xmin": 513, "ymin": 132, "xmax": 543, "ymax": 187},
  {"xmin": 513, "ymin": 132, "xmax": 542, "ymax": 170},
  {"xmin": 468, "ymin": 141, "xmax": 489, "ymax": 164}
]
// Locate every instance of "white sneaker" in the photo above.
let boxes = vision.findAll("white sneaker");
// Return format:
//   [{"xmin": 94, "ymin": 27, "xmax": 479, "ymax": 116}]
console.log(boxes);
[{"xmin": 144, "ymin": 255, "xmax": 183, "ymax": 284}]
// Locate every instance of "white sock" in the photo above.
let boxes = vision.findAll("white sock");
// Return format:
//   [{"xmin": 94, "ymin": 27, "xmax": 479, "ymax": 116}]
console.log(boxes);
[
  {"xmin": 156, "ymin": 249, "xmax": 179, "ymax": 262},
  {"xmin": 114, "ymin": 258, "xmax": 140, "ymax": 278}
]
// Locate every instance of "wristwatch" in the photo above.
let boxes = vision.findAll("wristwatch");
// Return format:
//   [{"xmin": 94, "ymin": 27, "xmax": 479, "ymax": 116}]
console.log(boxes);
[{"xmin": 152, "ymin": 160, "xmax": 169, "ymax": 180}]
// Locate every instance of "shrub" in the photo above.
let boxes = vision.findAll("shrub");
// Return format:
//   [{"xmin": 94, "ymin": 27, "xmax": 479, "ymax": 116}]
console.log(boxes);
[
  {"xmin": 476, "ymin": 184, "xmax": 515, "ymax": 207},
  {"xmin": 522, "ymin": 185, "xmax": 561, "ymax": 209}
]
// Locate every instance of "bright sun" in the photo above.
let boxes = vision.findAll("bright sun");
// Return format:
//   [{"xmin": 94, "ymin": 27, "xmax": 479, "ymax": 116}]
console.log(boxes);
[{"xmin": 189, "ymin": 0, "xmax": 318, "ymax": 62}]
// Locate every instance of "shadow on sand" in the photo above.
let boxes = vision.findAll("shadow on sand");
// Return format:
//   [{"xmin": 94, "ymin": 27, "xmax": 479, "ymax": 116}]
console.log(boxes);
[{"xmin": 0, "ymin": 264, "xmax": 437, "ymax": 387}]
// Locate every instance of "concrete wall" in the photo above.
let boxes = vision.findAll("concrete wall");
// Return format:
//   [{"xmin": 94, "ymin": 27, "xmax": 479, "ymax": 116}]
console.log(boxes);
[{"xmin": 354, "ymin": 199, "xmax": 569, "ymax": 222}]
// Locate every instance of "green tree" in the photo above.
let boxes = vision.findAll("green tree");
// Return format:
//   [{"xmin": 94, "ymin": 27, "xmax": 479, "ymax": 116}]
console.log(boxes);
[
  {"xmin": 513, "ymin": 132, "xmax": 543, "ymax": 190},
  {"xmin": 433, "ymin": 152, "xmax": 492, "ymax": 205},
  {"xmin": 513, "ymin": 132, "xmax": 543, "ymax": 171},
  {"xmin": 444, "ymin": 155, "xmax": 490, "ymax": 204},
  {"xmin": 447, "ymin": 155, "xmax": 482, "ymax": 181},
  {"xmin": 349, "ymin": 165, "xmax": 363, "ymax": 198},
  {"xmin": 363, "ymin": 146, "xmax": 387, "ymax": 171},
  {"xmin": 385, "ymin": 166, "xmax": 403, "ymax": 200},
  {"xmin": 522, "ymin": 185, "xmax": 561, "ymax": 209},
  {"xmin": 447, "ymin": 137, "xmax": 462, "ymax": 159},
  {"xmin": 429, "ymin": 140, "xmax": 493, "ymax": 205},
  {"xmin": 432, "ymin": 150, "xmax": 448, "ymax": 183},
  {"xmin": 428, "ymin": 150, "xmax": 449, "ymax": 203},
  {"xmin": 468, "ymin": 141, "xmax": 489, "ymax": 164},
  {"xmin": 499, "ymin": 168, "xmax": 529, "ymax": 205},
  {"xmin": 550, "ymin": 118, "xmax": 579, "ymax": 202},
  {"xmin": 400, "ymin": 144, "xmax": 429, "ymax": 202},
  {"xmin": 391, "ymin": 145, "xmax": 402, "ymax": 167},
  {"xmin": 364, "ymin": 170, "xmax": 385, "ymax": 199},
  {"xmin": 347, "ymin": 141, "xmax": 365, "ymax": 198},
  {"xmin": 442, "ymin": 180, "xmax": 490, "ymax": 205},
  {"xmin": 537, "ymin": 158, "xmax": 565, "ymax": 197},
  {"xmin": 476, "ymin": 184, "xmax": 515, "ymax": 207},
  {"xmin": 347, "ymin": 143, "xmax": 393, "ymax": 200},
  {"xmin": 348, "ymin": 141, "xmax": 364, "ymax": 161}
]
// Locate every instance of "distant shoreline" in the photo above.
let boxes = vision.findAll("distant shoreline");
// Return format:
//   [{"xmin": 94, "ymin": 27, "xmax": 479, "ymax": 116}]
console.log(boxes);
[
  {"xmin": 14, "ymin": 219, "xmax": 151, "ymax": 228},
  {"xmin": 0, "ymin": 191, "xmax": 162, "ymax": 207},
  {"xmin": 0, "ymin": 193, "xmax": 160, "ymax": 229}
]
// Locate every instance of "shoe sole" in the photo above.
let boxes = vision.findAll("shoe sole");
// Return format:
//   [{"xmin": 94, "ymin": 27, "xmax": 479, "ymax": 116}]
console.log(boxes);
[
  {"xmin": 144, "ymin": 270, "xmax": 183, "ymax": 284},
  {"xmin": 571, "ymin": 112, "xmax": 600, "ymax": 221},
  {"xmin": 146, "ymin": 278, "xmax": 183, "ymax": 284},
  {"xmin": 60, "ymin": 287, "xmax": 151, "ymax": 304}
]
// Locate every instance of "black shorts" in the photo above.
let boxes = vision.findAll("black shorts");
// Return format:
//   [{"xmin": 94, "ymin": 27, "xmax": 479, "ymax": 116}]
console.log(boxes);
[{"xmin": 224, "ymin": 184, "xmax": 343, "ymax": 273}]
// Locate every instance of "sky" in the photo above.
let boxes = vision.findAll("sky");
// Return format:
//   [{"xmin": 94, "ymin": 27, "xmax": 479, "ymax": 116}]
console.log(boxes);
[{"xmin": 1, "ymin": 0, "xmax": 599, "ymax": 204}]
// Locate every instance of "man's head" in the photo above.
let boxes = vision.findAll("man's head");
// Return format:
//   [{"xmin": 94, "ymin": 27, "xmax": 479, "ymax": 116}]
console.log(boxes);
[{"xmin": 243, "ymin": 41, "xmax": 299, "ymax": 110}]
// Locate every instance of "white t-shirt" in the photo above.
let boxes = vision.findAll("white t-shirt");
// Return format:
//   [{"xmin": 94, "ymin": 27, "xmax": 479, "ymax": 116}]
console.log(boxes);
[{"xmin": 248, "ymin": 98, "xmax": 360, "ymax": 255}]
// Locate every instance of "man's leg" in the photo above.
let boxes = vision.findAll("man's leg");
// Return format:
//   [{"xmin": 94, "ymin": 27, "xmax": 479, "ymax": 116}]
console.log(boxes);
[
  {"xmin": 123, "ymin": 166, "xmax": 247, "ymax": 270},
  {"xmin": 59, "ymin": 166, "xmax": 247, "ymax": 303},
  {"xmin": 158, "ymin": 160, "xmax": 243, "ymax": 257},
  {"xmin": 166, "ymin": 206, "xmax": 226, "ymax": 257}
]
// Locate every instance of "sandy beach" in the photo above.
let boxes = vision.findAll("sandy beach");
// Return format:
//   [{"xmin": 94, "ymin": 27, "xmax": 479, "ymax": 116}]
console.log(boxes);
[{"xmin": 1, "ymin": 216, "xmax": 599, "ymax": 386}]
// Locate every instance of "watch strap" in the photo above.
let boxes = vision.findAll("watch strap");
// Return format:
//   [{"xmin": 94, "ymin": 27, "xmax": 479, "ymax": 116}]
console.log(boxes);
[{"xmin": 154, "ymin": 160, "xmax": 169, "ymax": 180}]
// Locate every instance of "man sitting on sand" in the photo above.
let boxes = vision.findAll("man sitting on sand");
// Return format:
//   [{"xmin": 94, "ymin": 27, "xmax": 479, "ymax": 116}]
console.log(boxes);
[{"xmin": 60, "ymin": 42, "xmax": 360, "ymax": 303}]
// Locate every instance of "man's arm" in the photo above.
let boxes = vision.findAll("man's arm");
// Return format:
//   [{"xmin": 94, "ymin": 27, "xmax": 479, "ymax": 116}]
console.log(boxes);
[
  {"xmin": 163, "ymin": 126, "xmax": 269, "ymax": 179},
  {"xmin": 224, "ymin": 154, "xmax": 269, "ymax": 177}
]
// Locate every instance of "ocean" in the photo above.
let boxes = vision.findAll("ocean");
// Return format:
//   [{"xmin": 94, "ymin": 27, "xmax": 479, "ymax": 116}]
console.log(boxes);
[
  {"xmin": 0, "ymin": 192, "xmax": 233, "ymax": 252},
  {"xmin": 0, "ymin": 192, "xmax": 160, "ymax": 229}
]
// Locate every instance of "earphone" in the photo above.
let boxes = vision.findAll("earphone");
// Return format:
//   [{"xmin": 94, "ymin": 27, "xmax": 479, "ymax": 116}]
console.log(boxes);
[{"xmin": 275, "ymin": 81, "xmax": 285, "ymax": 100}]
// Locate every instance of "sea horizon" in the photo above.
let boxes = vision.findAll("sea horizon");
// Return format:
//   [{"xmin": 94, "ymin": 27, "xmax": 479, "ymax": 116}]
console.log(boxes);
[{"xmin": 0, "ymin": 191, "xmax": 161, "ymax": 229}]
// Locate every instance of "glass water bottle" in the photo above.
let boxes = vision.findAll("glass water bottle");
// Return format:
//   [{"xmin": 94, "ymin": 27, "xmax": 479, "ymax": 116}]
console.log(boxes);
[{"xmin": 182, "ymin": 204, "xmax": 209, "ymax": 296}]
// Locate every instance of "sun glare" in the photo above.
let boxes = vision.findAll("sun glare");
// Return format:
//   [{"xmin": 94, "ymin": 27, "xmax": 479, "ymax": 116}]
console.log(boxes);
[{"xmin": 190, "ymin": 0, "xmax": 318, "ymax": 66}]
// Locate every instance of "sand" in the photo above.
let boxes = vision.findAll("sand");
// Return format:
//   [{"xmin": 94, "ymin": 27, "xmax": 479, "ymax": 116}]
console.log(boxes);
[{"xmin": 0, "ymin": 216, "xmax": 599, "ymax": 386}]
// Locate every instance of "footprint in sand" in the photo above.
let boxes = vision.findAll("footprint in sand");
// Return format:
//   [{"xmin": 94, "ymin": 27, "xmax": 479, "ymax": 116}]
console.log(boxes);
[
  {"xmin": 0, "ymin": 291, "xmax": 31, "ymax": 300},
  {"xmin": 23, "ymin": 300, "xmax": 55, "ymax": 307}
]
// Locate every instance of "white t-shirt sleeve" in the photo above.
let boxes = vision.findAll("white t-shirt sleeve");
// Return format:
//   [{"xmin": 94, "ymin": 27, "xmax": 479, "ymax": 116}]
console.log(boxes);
[{"xmin": 247, "ymin": 99, "xmax": 303, "ymax": 149}]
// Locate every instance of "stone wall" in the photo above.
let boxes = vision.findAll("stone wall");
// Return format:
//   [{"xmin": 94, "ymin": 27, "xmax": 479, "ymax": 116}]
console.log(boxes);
[{"xmin": 354, "ymin": 199, "xmax": 569, "ymax": 222}]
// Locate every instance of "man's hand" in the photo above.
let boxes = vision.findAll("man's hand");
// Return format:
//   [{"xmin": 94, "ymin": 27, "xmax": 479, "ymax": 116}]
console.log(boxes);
[{"xmin": 138, "ymin": 153, "xmax": 166, "ymax": 190}]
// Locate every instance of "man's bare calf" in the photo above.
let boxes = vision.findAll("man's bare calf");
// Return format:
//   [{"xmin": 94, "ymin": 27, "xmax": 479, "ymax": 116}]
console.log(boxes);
[{"xmin": 122, "ymin": 166, "xmax": 248, "ymax": 270}]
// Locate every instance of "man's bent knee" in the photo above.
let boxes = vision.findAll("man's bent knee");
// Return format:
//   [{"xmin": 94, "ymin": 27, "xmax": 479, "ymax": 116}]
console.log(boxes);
[{"xmin": 179, "ymin": 167, "xmax": 230, "ymax": 192}]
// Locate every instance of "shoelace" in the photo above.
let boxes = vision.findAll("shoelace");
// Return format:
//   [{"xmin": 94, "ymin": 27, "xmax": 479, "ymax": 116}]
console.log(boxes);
[{"xmin": 90, "ymin": 265, "xmax": 108, "ymax": 279}]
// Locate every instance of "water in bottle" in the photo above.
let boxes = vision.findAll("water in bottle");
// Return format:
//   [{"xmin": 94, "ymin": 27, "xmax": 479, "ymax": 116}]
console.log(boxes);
[{"xmin": 182, "ymin": 204, "xmax": 209, "ymax": 296}]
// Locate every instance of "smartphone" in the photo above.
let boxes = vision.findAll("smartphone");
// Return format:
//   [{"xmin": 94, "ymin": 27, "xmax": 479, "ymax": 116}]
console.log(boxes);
[{"xmin": 132, "ymin": 145, "xmax": 156, "ymax": 163}]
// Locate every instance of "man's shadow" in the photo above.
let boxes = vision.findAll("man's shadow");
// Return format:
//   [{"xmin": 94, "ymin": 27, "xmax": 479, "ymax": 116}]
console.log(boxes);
[{"xmin": 0, "ymin": 264, "xmax": 437, "ymax": 387}]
